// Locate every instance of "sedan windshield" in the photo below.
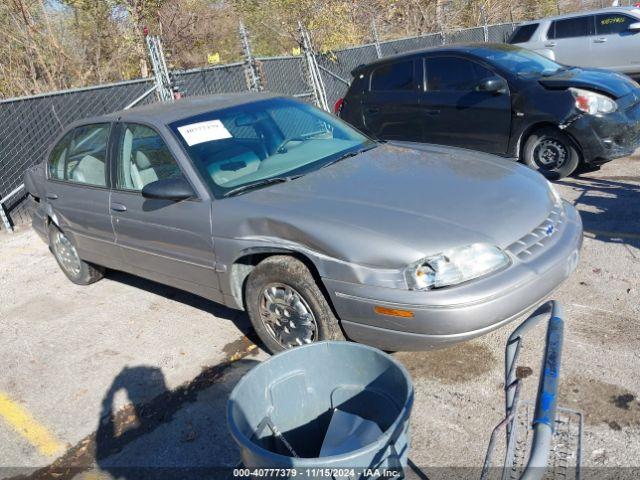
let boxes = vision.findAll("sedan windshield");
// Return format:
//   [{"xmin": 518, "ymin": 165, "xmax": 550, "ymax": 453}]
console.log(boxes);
[
  {"xmin": 170, "ymin": 97, "xmax": 373, "ymax": 197},
  {"xmin": 474, "ymin": 44, "xmax": 565, "ymax": 77}
]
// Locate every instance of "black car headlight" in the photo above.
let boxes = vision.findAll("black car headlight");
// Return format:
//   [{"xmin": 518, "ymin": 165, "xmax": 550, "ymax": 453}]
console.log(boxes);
[{"xmin": 570, "ymin": 87, "xmax": 617, "ymax": 115}]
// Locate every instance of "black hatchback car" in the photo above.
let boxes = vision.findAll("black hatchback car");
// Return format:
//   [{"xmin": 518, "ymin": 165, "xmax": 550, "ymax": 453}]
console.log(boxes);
[{"xmin": 337, "ymin": 43, "xmax": 640, "ymax": 178}]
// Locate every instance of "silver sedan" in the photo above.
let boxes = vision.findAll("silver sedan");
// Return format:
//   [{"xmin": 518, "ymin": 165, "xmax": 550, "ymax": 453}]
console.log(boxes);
[{"xmin": 24, "ymin": 93, "xmax": 583, "ymax": 353}]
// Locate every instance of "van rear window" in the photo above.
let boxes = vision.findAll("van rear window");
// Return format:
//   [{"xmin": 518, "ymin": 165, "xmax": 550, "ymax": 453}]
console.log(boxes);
[{"xmin": 508, "ymin": 24, "xmax": 539, "ymax": 44}]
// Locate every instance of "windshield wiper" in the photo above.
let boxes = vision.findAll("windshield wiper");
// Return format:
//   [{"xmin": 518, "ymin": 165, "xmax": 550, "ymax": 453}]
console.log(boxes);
[
  {"xmin": 222, "ymin": 175, "xmax": 302, "ymax": 198},
  {"xmin": 319, "ymin": 144, "xmax": 378, "ymax": 170}
]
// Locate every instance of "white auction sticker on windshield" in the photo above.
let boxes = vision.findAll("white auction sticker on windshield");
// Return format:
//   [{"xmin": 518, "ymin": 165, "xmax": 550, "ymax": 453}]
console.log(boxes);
[{"xmin": 177, "ymin": 120, "xmax": 232, "ymax": 146}]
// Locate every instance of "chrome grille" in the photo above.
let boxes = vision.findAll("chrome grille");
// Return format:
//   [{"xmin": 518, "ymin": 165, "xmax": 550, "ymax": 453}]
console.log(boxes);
[{"xmin": 507, "ymin": 205, "xmax": 564, "ymax": 260}]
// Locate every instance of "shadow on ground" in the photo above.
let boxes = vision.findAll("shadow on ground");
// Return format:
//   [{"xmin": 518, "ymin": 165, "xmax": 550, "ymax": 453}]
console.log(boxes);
[
  {"xmin": 557, "ymin": 174, "xmax": 640, "ymax": 249},
  {"xmin": 105, "ymin": 269, "xmax": 258, "ymax": 341},
  {"xmin": 18, "ymin": 355, "xmax": 260, "ymax": 480}
]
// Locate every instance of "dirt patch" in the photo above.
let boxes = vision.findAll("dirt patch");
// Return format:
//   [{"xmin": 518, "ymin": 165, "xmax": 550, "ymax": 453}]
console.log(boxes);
[
  {"xmin": 516, "ymin": 366, "xmax": 533, "ymax": 379},
  {"xmin": 561, "ymin": 376, "xmax": 640, "ymax": 430},
  {"xmin": 571, "ymin": 309, "xmax": 640, "ymax": 348},
  {"xmin": 394, "ymin": 342, "xmax": 496, "ymax": 384}
]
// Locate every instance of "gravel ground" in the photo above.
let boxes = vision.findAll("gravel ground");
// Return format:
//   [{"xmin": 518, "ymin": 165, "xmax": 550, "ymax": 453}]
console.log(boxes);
[{"xmin": 0, "ymin": 153, "xmax": 638, "ymax": 479}]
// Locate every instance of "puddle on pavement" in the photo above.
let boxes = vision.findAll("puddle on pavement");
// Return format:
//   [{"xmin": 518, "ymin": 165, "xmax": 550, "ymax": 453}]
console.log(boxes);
[
  {"xmin": 222, "ymin": 335, "xmax": 260, "ymax": 359},
  {"xmin": 394, "ymin": 342, "xmax": 495, "ymax": 384},
  {"xmin": 560, "ymin": 375, "xmax": 639, "ymax": 430}
]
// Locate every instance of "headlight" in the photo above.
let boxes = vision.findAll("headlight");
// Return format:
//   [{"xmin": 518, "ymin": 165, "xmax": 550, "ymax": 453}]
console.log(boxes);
[
  {"xmin": 570, "ymin": 87, "xmax": 617, "ymax": 115},
  {"xmin": 405, "ymin": 243, "xmax": 511, "ymax": 290}
]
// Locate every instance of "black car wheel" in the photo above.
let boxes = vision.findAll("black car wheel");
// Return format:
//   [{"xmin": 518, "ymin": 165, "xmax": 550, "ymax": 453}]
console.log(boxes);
[
  {"xmin": 48, "ymin": 223, "xmax": 104, "ymax": 285},
  {"xmin": 523, "ymin": 128, "xmax": 580, "ymax": 179},
  {"xmin": 245, "ymin": 255, "xmax": 344, "ymax": 353}
]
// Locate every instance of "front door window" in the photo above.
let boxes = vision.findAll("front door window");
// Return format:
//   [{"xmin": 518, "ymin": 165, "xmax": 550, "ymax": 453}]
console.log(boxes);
[{"xmin": 116, "ymin": 123, "xmax": 182, "ymax": 191}]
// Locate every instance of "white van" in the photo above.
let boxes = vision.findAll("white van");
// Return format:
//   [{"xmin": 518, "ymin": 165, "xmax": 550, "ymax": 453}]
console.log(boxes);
[{"xmin": 508, "ymin": 7, "xmax": 640, "ymax": 78}]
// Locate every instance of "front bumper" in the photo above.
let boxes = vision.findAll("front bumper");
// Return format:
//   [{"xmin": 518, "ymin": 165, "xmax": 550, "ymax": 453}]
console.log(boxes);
[
  {"xmin": 566, "ymin": 92, "xmax": 640, "ymax": 164},
  {"xmin": 322, "ymin": 201, "xmax": 583, "ymax": 351}
]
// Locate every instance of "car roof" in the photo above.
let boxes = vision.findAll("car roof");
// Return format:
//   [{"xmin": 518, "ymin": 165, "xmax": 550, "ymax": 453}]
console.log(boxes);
[
  {"xmin": 517, "ymin": 6, "xmax": 640, "ymax": 25},
  {"xmin": 351, "ymin": 43, "xmax": 517, "ymax": 75},
  {"xmin": 68, "ymin": 91, "xmax": 283, "ymax": 128}
]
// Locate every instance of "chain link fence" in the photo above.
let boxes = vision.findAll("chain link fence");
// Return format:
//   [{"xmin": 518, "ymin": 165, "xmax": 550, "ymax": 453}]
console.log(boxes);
[{"xmin": 1, "ymin": 1, "xmax": 628, "ymax": 230}]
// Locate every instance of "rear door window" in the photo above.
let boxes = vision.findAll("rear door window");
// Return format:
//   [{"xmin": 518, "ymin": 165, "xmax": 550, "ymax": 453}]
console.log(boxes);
[
  {"xmin": 424, "ymin": 57, "xmax": 495, "ymax": 92},
  {"xmin": 509, "ymin": 24, "xmax": 539, "ymax": 44},
  {"xmin": 48, "ymin": 124, "xmax": 110, "ymax": 187},
  {"xmin": 596, "ymin": 14, "xmax": 637, "ymax": 35},
  {"xmin": 370, "ymin": 61, "xmax": 414, "ymax": 91},
  {"xmin": 550, "ymin": 16, "xmax": 595, "ymax": 39}
]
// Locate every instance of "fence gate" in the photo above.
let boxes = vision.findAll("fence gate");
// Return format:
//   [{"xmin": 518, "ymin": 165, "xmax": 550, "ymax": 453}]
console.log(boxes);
[{"xmin": 299, "ymin": 23, "xmax": 330, "ymax": 112}]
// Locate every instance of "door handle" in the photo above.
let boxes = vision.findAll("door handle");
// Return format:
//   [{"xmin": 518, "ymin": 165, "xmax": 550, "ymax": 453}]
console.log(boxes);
[
  {"xmin": 424, "ymin": 109, "xmax": 441, "ymax": 116},
  {"xmin": 593, "ymin": 37, "xmax": 607, "ymax": 43},
  {"xmin": 366, "ymin": 108, "xmax": 380, "ymax": 114},
  {"xmin": 544, "ymin": 42, "xmax": 557, "ymax": 47},
  {"xmin": 110, "ymin": 203, "xmax": 127, "ymax": 212},
  {"xmin": 46, "ymin": 193, "xmax": 58, "ymax": 200}
]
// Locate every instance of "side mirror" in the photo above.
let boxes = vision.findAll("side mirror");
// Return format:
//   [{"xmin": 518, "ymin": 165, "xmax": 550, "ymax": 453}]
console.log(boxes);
[
  {"xmin": 141, "ymin": 177, "xmax": 195, "ymax": 201},
  {"xmin": 477, "ymin": 76, "xmax": 508, "ymax": 94},
  {"xmin": 628, "ymin": 22, "xmax": 640, "ymax": 32}
]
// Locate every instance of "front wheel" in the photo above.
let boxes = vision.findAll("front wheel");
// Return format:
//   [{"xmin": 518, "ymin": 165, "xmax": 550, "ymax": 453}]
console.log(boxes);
[
  {"xmin": 245, "ymin": 255, "xmax": 345, "ymax": 353},
  {"xmin": 522, "ymin": 128, "xmax": 580, "ymax": 179},
  {"xmin": 48, "ymin": 223, "xmax": 104, "ymax": 285}
]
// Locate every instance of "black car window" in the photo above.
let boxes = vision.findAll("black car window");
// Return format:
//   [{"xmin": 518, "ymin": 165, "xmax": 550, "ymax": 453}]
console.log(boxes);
[
  {"xmin": 596, "ymin": 14, "xmax": 637, "ymax": 35},
  {"xmin": 425, "ymin": 57, "xmax": 494, "ymax": 92},
  {"xmin": 116, "ymin": 123, "xmax": 182, "ymax": 191},
  {"xmin": 370, "ymin": 61, "xmax": 414, "ymax": 91},
  {"xmin": 550, "ymin": 16, "xmax": 595, "ymax": 39},
  {"xmin": 509, "ymin": 24, "xmax": 539, "ymax": 44},
  {"xmin": 49, "ymin": 124, "xmax": 109, "ymax": 187}
]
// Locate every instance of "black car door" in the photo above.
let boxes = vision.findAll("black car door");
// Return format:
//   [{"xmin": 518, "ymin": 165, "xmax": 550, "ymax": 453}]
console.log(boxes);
[
  {"xmin": 420, "ymin": 55, "xmax": 512, "ymax": 155},
  {"xmin": 360, "ymin": 59, "xmax": 423, "ymax": 141}
]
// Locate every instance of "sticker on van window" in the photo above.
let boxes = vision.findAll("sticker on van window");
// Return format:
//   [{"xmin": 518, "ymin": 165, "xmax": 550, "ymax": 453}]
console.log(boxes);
[
  {"xmin": 177, "ymin": 120, "xmax": 232, "ymax": 146},
  {"xmin": 600, "ymin": 16, "xmax": 626, "ymax": 25}
]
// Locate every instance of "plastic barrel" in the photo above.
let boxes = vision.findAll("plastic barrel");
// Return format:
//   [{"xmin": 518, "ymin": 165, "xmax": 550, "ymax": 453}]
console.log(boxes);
[{"xmin": 227, "ymin": 341, "xmax": 414, "ymax": 479}]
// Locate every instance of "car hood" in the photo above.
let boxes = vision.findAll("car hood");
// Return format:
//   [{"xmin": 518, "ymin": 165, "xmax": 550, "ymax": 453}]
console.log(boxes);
[
  {"xmin": 538, "ymin": 67, "xmax": 639, "ymax": 98},
  {"xmin": 215, "ymin": 144, "xmax": 555, "ymax": 269}
]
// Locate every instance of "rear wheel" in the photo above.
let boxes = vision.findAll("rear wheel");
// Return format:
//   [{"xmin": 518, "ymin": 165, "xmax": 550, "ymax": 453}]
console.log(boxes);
[
  {"xmin": 245, "ymin": 255, "xmax": 344, "ymax": 353},
  {"xmin": 48, "ymin": 223, "xmax": 104, "ymax": 285},
  {"xmin": 522, "ymin": 128, "xmax": 580, "ymax": 179}
]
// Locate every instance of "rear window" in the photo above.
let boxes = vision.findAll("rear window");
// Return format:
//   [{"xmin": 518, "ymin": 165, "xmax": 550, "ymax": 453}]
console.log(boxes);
[
  {"xmin": 370, "ymin": 61, "xmax": 414, "ymax": 91},
  {"xmin": 508, "ymin": 24, "xmax": 539, "ymax": 44},
  {"xmin": 596, "ymin": 13, "xmax": 637, "ymax": 35},
  {"xmin": 550, "ymin": 16, "xmax": 595, "ymax": 39}
]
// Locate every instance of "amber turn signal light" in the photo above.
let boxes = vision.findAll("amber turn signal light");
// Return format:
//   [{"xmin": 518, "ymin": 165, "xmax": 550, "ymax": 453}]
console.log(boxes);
[{"xmin": 374, "ymin": 306, "xmax": 414, "ymax": 318}]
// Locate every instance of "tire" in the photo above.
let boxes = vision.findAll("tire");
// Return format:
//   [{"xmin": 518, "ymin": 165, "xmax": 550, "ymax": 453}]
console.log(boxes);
[
  {"xmin": 522, "ymin": 127, "xmax": 580, "ymax": 180},
  {"xmin": 48, "ymin": 223, "xmax": 104, "ymax": 285},
  {"xmin": 245, "ymin": 255, "xmax": 345, "ymax": 353}
]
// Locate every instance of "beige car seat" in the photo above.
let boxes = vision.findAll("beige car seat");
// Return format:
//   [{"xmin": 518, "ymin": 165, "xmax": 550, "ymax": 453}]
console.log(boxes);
[{"xmin": 72, "ymin": 155, "xmax": 105, "ymax": 185}]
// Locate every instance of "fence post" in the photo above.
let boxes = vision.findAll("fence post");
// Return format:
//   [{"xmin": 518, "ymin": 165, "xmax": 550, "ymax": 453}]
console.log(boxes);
[
  {"xmin": 0, "ymin": 203, "xmax": 12, "ymax": 233},
  {"xmin": 144, "ymin": 33, "xmax": 173, "ymax": 102},
  {"xmin": 481, "ymin": 6, "xmax": 489, "ymax": 42},
  {"xmin": 298, "ymin": 22, "xmax": 330, "ymax": 112},
  {"xmin": 371, "ymin": 18, "xmax": 382, "ymax": 58},
  {"xmin": 239, "ymin": 21, "xmax": 262, "ymax": 92}
]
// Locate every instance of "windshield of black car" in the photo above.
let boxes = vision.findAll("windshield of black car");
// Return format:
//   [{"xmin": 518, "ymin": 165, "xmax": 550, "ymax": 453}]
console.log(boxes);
[
  {"xmin": 475, "ymin": 45, "xmax": 565, "ymax": 77},
  {"xmin": 169, "ymin": 98, "xmax": 373, "ymax": 198}
]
